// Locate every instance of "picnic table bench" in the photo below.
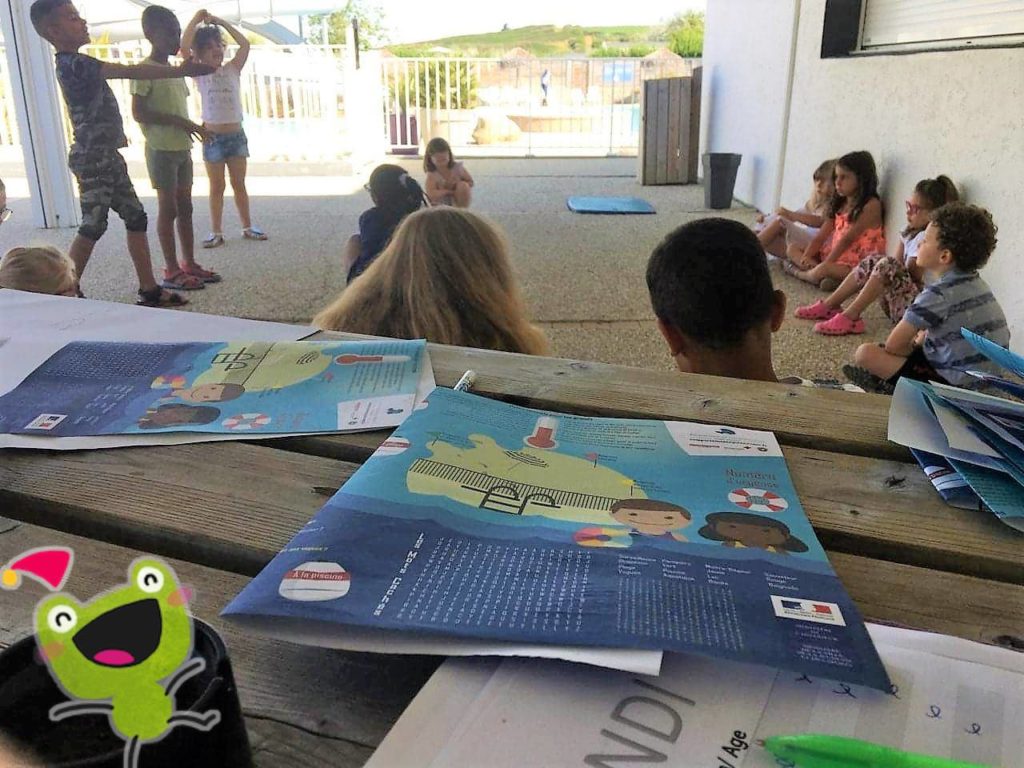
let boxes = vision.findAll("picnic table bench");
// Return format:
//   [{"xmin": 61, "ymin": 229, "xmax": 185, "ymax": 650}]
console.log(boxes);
[{"xmin": 2, "ymin": 333, "xmax": 1022, "ymax": 765}]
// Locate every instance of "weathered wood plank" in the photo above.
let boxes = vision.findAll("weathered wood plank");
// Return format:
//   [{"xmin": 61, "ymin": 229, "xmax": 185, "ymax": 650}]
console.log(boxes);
[
  {"xmin": 2, "ymin": 440, "xmax": 1020, "ymax": 585},
  {"xmin": 0, "ymin": 523, "xmax": 438, "ymax": 749},
  {"xmin": 248, "ymin": 718, "xmax": 373, "ymax": 768},
  {"xmin": 830, "ymin": 551, "xmax": 1024, "ymax": 651},
  {"xmin": 310, "ymin": 332, "xmax": 903, "ymax": 461}
]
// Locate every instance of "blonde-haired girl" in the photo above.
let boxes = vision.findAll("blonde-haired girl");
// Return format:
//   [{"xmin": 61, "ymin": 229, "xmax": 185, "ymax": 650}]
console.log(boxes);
[
  {"xmin": 0, "ymin": 246, "xmax": 78, "ymax": 295},
  {"xmin": 314, "ymin": 207, "xmax": 548, "ymax": 355}
]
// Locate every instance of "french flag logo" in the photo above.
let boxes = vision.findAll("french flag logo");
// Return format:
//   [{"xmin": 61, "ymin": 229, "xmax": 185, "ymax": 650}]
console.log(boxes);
[{"xmin": 813, "ymin": 603, "xmax": 833, "ymax": 615}]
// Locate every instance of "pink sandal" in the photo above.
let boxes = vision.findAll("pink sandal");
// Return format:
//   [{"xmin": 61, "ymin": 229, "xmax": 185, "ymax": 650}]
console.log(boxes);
[
  {"xmin": 794, "ymin": 299, "xmax": 839, "ymax": 320},
  {"xmin": 814, "ymin": 313, "xmax": 865, "ymax": 336}
]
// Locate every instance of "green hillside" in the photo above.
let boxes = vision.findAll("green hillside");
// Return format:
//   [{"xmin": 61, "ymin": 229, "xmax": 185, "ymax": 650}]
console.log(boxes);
[{"xmin": 389, "ymin": 24, "xmax": 672, "ymax": 58}]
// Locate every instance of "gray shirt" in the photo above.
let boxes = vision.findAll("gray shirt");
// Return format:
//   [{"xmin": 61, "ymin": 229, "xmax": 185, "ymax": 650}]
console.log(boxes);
[{"xmin": 903, "ymin": 269, "xmax": 1009, "ymax": 387}]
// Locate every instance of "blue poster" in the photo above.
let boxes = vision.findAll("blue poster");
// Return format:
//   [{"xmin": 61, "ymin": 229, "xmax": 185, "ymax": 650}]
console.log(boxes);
[
  {"xmin": 0, "ymin": 339, "xmax": 426, "ymax": 436},
  {"xmin": 225, "ymin": 388, "xmax": 889, "ymax": 689}
]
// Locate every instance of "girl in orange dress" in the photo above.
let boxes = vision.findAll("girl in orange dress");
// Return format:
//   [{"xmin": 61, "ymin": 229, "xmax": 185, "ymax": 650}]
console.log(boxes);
[{"xmin": 783, "ymin": 151, "xmax": 884, "ymax": 290}]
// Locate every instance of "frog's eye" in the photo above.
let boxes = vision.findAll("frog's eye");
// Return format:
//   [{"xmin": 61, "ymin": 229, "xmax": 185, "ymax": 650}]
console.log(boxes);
[
  {"xmin": 47, "ymin": 604, "xmax": 78, "ymax": 634},
  {"xmin": 137, "ymin": 566, "xmax": 164, "ymax": 594}
]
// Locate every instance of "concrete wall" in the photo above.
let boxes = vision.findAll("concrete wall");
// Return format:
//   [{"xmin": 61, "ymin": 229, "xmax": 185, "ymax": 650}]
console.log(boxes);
[
  {"xmin": 699, "ymin": 0, "xmax": 799, "ymax": 212},
  {"xmin": 703, "ymin": 0, "xmax": 1024, "ymax": 349}
]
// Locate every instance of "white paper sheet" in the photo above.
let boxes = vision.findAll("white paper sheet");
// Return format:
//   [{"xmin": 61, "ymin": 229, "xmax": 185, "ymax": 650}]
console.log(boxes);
[
  {"xmin": 226, "ymin": 615, "xmax": 662, "ymax": 676},
  {"xmin": 367, "ymin": 624, "xmax": 1024, "ymax": 768},
  {"xmin": 887, "ymin": 379, "xmax": 1006, "ymax": 471}
]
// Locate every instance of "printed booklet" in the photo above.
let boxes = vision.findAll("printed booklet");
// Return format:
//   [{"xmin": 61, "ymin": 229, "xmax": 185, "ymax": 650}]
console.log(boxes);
[
  {"xmin": 0, "ymin": 339, "xmax": 427, "ymax": 437},
  {"xmin": 225, "ymin": 388, "xmax": 889, "ymax": 688}
]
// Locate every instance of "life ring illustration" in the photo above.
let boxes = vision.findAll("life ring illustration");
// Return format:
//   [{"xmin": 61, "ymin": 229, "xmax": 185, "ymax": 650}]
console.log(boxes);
[
  {"xmin": 573, "ymin": 526, "xmax": 630, "ymax": 548},
  {"xmin": 222, "ymin": 412, "xmax": 272, "ymax": 431},
  {"xmin": 728, "ymin": 487, "xmax": 789, "ymax": 513}
]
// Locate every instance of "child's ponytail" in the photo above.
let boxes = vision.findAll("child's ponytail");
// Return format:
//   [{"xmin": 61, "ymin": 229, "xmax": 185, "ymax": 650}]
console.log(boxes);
[{"xmin": 916, "ymin": 175, "xmax": 959, "ymax": 210}]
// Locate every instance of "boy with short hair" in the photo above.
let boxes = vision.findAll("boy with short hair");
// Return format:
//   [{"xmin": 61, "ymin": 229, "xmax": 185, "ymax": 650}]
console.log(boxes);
[
  {"xmin": 132, "ymin": 6, "xmax": 220, "ymax": 290},
  {"xmin": 849, "ymin": 202, "xmax": 1009, "ymax": 390},
  {"xmin": 29, "ymin": 0, "xmax": 213, "ymax": 306},
  {"xmin": 646, "ymin": 217, "xmax": 861, "ymax": 390}
]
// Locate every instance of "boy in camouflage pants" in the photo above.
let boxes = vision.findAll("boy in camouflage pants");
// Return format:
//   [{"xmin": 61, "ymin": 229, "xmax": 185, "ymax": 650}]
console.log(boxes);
[{"xmin": 30, "ymin": 0, "xmax": 212, "ymax": 305}]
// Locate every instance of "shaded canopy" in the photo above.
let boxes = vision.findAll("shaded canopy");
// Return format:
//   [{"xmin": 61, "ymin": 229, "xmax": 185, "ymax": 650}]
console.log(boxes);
[{"xmin": 77, "ymin": 0, "xmax": 343, "ymax": 43}]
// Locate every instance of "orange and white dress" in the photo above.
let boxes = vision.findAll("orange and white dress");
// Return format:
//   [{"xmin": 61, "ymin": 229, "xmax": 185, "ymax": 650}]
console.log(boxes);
[{"xmin": 829, "ymin": 210, "xmax": 886, "ymax": 268}]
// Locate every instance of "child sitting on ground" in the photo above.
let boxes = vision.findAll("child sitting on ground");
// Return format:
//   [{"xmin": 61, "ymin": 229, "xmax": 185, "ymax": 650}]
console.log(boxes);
[
  {"xmin": 424, "ymin": 137, "xmax": 474, "ymax": 208},
  {"xmin": 646, "ymin": 217, "xmax": 859, "ymax": 390},
  {"xmin": 0, "ymin": 246, "xmax": 79, "ymax": 296},
  {"xmin": 30, "ymin": 0, "xmax": 213, "ymax": 307},
  {"xmin": 342, "ymin": 164, "xmax": 427, "ymax": 283},
  {"xmin": 755, "ymin": 158, "xmax": 834, "ymax": 259},
  {"xmin": 783, "ymin": 151, "xmax": 885, "ymax": 291},
  {"xmin": 845, "ymin": 202, "xmax": 1009, "ymax": 392},
  {"xmin": 795, "ymin": 175, "xmax": 959, "ymax": 336},
  {"xmin": 131, "ymin": 6, "xmax": 221, "ymax": 291},
  {"xmin": 315, "ymin": 207, "xmax": 548, "ymax": 355}
]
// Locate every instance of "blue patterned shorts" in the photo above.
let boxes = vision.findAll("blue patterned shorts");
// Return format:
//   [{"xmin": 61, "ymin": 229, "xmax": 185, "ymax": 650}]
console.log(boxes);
[{"xmin": 203, "ymin": 130, "xmax": 249, "ymax": 164}]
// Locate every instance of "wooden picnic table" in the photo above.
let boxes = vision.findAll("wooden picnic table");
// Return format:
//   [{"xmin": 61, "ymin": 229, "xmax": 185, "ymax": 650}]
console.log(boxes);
[{"xmin": 2, "ymin": 334, "xmax": 1022, "ymax": 766}]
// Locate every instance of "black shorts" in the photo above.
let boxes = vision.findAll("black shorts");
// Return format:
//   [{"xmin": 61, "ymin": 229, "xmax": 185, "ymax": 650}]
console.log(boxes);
[{"xmin": 886, "ymin": 347, "xmax": 950, "ymax": 386}]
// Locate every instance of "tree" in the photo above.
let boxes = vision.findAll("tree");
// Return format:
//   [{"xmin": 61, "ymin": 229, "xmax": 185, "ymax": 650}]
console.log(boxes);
[
  {"xmin": 308, "ymin": 1, "xmax": 388, "ymax": 49},
  {"xmin": 665, "ymin": 10, "xmax": 704, "ymax": 57}
]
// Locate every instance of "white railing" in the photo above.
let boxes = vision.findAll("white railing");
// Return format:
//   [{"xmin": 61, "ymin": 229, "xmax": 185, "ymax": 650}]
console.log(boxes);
[{"xmin": 382, "ymin": 56, "xmax": 698, "ymax": 157}]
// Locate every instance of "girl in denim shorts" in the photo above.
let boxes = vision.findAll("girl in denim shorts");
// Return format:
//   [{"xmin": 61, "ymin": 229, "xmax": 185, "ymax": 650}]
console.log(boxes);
[{"xmin": 183, "ymin": 13, "xmax": 267, "ymax": 248}]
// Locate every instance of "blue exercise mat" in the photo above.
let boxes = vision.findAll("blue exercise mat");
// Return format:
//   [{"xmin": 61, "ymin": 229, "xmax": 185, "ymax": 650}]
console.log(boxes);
[{"xmin": 567, "ymin": 196, "xmax": 656, "ymax": 214}]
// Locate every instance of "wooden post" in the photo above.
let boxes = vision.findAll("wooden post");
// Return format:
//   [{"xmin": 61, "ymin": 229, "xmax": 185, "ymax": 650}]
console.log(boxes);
[{"xmin": 639, "ymin": 70, "xmax": 702, "ymax": 186}]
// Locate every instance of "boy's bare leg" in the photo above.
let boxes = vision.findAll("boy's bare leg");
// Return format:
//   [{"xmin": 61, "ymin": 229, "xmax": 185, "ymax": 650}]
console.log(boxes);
[
  {"xmin": 206, "ymin": 161, "xmax": 227, "ymax": 234},
  {"xmin": 155, "ymin": 189, "xmax": 180, "ymax": 273},
  {"xmin": 68, "ymin": 235, "xmax": 97, "ymax": 281},
  {"xmin": 854, "ymin": 343, "xmax": 906, "ymax": 380},
  {"xmin": 176, "ymin": 186, "xmax": 197, "ymax": 268},
  {"xmin": 226, "ymin": 156, "xmax": 252, "ymax": 229},
  {"xmin": 126, "ymin": 231, "xmax": 160, "ymax": 292}
]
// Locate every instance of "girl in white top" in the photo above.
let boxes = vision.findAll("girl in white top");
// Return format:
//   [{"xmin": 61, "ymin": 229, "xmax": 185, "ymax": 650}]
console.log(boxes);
[
  {"xmin": 182, "ymin": 11, "xmax": 267, "ymax": 248},
  {"xmin": 794, "ymin": 175, "xmax": 959, "ymax": 336}
]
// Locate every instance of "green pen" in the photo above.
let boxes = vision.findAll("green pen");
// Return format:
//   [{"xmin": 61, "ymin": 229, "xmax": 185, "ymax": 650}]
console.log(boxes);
[{"xmin": 761, "ymin": 734, "xmax": 994, "ymax": 768}]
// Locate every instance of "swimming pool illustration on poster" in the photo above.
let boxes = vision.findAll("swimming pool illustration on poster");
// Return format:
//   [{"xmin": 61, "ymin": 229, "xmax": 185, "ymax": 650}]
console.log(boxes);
[
  {"xmin": 226, "ymin": 388, "xmax": 890, "ymax": 690},
  {"xmin": 0, "ymin": 339, "xmax": 426, "ymax": 436}
]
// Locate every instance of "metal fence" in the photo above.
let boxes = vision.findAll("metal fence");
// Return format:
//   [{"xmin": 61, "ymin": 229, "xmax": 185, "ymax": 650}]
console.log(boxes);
[
  {"xmin": 0, "ymin": 46, "xmax": 699, "ymax": 162},
  {"xmin": 381, "ymin": 55, "xmax": 698, "ymax": 157}
]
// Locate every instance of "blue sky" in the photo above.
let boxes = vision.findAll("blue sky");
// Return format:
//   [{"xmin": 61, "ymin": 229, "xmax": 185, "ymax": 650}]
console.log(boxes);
[{"xmin": 382, "ymin": 0, "xmax": 706, "ymax": 44}]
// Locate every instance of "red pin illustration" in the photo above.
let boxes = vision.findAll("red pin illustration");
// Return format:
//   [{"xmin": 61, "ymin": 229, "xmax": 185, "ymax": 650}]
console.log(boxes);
[
  {"xmin": 334, "ymin": 354, "xmax": 411, "ymax": 365},
  {"xmin": 1, "ymin": 547, "xmax": 74, "ymax": 591},
  {"xmin": 525, "ymin": 416, "xmax": 559, "ymax": 449}
]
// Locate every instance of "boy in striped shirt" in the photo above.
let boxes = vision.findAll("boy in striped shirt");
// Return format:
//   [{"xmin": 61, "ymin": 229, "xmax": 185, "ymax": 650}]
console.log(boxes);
[{"xmin": 849, "ymin": 202, "xmax": 1009, "ymax": 390}]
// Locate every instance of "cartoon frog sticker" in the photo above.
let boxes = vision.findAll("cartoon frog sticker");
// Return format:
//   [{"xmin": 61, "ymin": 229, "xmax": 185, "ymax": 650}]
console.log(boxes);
[{"xmin": 12, "ymin": 553, "xmax": 221, "ymax": 767}]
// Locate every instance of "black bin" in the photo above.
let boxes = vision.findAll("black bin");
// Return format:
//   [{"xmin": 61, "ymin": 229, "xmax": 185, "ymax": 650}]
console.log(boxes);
[
  {"xmin": 702, "ymin": 153, "xmax": 742, "ymax": 209},
  {"xmin": 0, "ymin": 619, "xmax": 252, "ymax": 767}
]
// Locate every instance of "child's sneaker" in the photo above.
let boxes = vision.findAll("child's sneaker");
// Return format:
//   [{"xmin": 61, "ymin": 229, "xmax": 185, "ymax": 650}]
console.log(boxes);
[
  {"xmin": 815, "ymin": 313, "xmax": 865, "ymax": 336},
  {"xmin": 794, "ymin": 299, "xmax": 839, "ymax": 320},
  {"xmin": 842, "ymin": 364, "xmax": 894, "ymax": 395},
  {"xmin": 161, "ymin": 269, "xmax": 206, "ymax": 291},
  {"xmin": 181, "ymin": 263, "xmax": 222, "ymax": 283},
  {"xmin": 242, "ymin": 226, "xmax": 268, "ymax": 241},
  {"xmin": 203, "ymin": 233, "xmax": 225, "ymax": 249}
]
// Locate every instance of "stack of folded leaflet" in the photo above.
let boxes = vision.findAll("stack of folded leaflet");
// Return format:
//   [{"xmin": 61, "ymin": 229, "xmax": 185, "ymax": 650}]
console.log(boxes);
[{"xmin": 889, "ymin": 329, "xmax": 1024, "ymax": 532}]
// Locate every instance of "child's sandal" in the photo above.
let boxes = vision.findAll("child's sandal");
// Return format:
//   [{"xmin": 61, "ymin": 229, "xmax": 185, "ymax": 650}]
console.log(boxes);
[
  {"xmin": 203, "ymin": 233, "xmax": 225, "ymax": 249},
  {"xmin": 242, "ymin": 226, "xmax": 268, "ymax": 241},
  {"xmin": 161, "ymin": 270, "xmax": 206, "ymax": 291},
  {"xmin": 137, "ymin": 287, "xmax": 189, "ymax": 308},
  {"xmin": 814, "ymin": 313, "xmax": 865, "ymax": 336},
  {"xmin": 794, "ymin": 299, "xmax": 839, "ymax": 320},
  {"xmin": 181, "ymin": 263, "xmax": 222, "ymax": 283}
]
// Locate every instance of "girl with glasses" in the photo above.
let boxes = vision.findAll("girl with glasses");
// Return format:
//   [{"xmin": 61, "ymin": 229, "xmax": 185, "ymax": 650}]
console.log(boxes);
[{"xmin": 794, "ymin": 175, "xmax": 958, "ymax": 335}]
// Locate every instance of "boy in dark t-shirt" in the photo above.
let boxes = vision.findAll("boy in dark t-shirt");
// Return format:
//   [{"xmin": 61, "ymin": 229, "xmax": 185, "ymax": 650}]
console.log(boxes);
[{"xmin": 30, "ymin": 0, "xmax": 212, "ymax": 306}]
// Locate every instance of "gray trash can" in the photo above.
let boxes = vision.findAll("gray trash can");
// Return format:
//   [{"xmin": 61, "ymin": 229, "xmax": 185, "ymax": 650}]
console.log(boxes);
[{"xmin": 702, "ymin": 153, "xmax": 742, "ymax": 209}]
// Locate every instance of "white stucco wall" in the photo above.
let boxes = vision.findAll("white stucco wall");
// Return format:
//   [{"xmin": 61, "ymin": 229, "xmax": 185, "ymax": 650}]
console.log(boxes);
[
  {"xmin": 699, "ymin": 0, "xmax": 799, "ymax": 213},
  {"xmin": 780, "ymin": 0, "xmax": 1024, "ymax": 348},
  {"xmin": 703, "ymin": 0, "xmax": 1024, "ymax": 349}
]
